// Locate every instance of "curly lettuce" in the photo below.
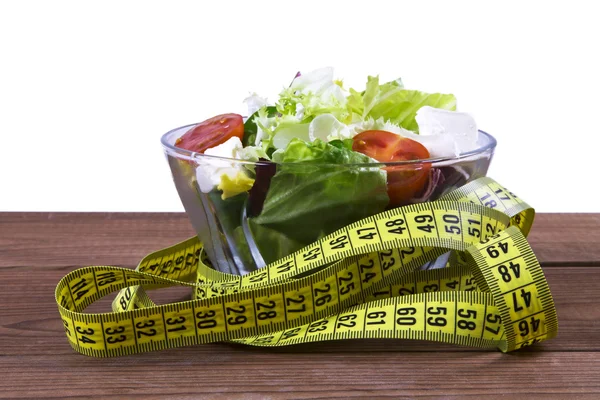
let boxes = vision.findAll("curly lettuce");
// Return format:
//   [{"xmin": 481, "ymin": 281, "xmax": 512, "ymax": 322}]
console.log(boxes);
[{"xmin": 348, "ymin": 75, "xmax": 457, "ymax": 132}]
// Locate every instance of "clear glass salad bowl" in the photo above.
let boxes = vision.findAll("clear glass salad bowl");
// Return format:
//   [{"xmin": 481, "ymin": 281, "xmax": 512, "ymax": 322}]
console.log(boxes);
[{"xmin": 162, "ymin": 123, "xmax": 497, "ymax": 275}]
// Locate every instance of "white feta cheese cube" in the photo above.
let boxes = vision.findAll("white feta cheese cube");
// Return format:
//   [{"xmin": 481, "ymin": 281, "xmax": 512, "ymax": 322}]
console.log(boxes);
[
  {"xmin": 415, "ymin": 106, "xmax": 479, "ymax": 155},
  {"xmin": 195, "ymin": 137, "xmax": 244, "ymax": 193}
]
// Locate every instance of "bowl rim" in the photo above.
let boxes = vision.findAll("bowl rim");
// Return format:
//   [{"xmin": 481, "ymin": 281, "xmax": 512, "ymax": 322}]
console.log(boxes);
[{"xmin": 161, "ymin": 122, "xmax": 497, "ymax": 167}]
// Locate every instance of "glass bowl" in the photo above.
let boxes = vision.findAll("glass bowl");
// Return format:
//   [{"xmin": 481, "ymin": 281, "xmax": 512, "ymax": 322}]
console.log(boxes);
[{"xmin": 161, "ymin": 123, "xmax": 497, "ymax": 275}]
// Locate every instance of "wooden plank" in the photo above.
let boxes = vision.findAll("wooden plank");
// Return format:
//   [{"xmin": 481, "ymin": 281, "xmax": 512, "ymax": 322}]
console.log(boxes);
[
  {"xmin": 1, "ymin": 213, "xmax": 599, "ymax": 398},
  {"xmin": 1, "ymin": 212, "xmax": 600, "ymax": 267},
  {"xmin": 0, "ymin": 212, "xmax": 195, "ymax": 268},
  {"xmin": 0, "ymin": 351, "xmax": 598, "ymax": 398},
  {"xmin": 527, "ymin": 213, "xmax": 600, "ymax": 265}
]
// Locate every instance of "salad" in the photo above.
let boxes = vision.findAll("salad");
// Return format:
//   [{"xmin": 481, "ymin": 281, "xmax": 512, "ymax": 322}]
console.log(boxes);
[{"xmin": 171, "ymin": 67, "xmax": 488, "ymax": 271}]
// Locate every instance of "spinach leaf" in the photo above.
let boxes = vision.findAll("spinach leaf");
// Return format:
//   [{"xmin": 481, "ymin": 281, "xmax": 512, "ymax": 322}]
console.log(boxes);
[{"xmin": 249, "ymin": 139, "xmax": 389, "ymax": 251}]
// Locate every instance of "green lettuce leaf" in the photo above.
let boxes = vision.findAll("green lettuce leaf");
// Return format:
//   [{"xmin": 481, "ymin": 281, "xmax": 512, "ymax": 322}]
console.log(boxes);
[
  {"xmin": 349, "ymin": 75, "xmax": 456, "ymax": 132},
  {"xmin": 243, "ymin": 106, "xmax": 277, "ymax": 147},
  {"xmin": 249, "ymin": 139, "xmax": 389, "ymax": 251}
]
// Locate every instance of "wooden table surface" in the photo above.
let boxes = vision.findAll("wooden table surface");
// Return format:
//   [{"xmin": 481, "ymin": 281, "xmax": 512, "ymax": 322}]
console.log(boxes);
[{"xmin": 1, "ymin": 212, "xmax": 599, "ymax": 399}]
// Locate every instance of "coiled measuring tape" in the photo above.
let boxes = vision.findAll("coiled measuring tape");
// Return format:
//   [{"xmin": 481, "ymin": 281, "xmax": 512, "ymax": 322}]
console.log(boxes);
[{"xmin": 55, "ymin": 177, "xmax": 557, "ymax": 357}]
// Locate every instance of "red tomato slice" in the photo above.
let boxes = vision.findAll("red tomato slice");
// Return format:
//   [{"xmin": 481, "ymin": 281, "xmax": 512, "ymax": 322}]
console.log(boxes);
[
  {"xmin": 175, "ymin": 113, "xmax": 244, "ymax": 153},
  {"xmin": 352, "ymin": 130, "xmax": 431, "ymax": 206}
]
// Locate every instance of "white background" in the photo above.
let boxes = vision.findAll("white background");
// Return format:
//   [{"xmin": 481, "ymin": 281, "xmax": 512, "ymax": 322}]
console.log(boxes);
[{"xmin": 1, "ymin": 0, "xmax": 598, "ymax": 212}]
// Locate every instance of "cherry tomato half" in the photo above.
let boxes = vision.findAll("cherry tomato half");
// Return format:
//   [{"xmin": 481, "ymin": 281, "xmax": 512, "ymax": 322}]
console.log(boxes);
[
  {"xmin": 175, "ymin": 113, "xmax": 244, "ymax": 153},
  {"xmin": 352, "ymin": 130, "xmax": 431, "ymax": 206}
]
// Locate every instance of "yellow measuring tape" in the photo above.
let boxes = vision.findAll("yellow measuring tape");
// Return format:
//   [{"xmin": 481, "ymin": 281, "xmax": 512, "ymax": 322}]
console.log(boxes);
[{"xmin": 55, "ymin": 177, "xmax": 557, "ymax": 357}]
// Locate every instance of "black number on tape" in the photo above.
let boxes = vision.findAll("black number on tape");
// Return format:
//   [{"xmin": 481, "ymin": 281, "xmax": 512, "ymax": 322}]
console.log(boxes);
[
  {"xmin": 397, "ymin": 307, "xmax": 417, "ymax": 326},
  {"xmin": 485, "ymin": 313, "xmax": 502, "ymax": 335},
  {"xmin": 281, "ymin": 327, "xmax": 301, "ymax": 340},
  {"xmin": 457, "ymin": 308, "xmax": 477, "ymax": 331},
  {"xmin": 226, "ymin": 306, "xmax": 247, "ymax": 325},
  {"xmin": 257, "ymin": 301, "xmax": 277, "ymax": 320},
  {"xmin": 512, "ymin": 288, "xmax": 532, "ymax": 312},
  {"xmin": 366, "ymin": 311, "xmax": 386, "ymax": 325},
  {"xmin": 372, "ymin": 290, "xmax": 390, "ymax": 298},
  {"xmin": 196, "ymin": 310, "xmax": 218, "ymax": 329},
  {"xmin": 97, "ymin": 272, "xmax": 117, "ymax": 287},
  {"xmin": 359, "ymin": 259, "xmax": 376, "ymax": 283},
  {"xmin": 119, "ymin": 287, "xmax": 133, "ymax": 311},
  {"xmin": 314, "ymin": 284, "xmax": 332, "ymax": 307},
  {"xmin": 427, "ymin": 306, "xmax": 447, "ymax": 327},
  {"xmin": 71, "ymin": 278, "xmax": 89, "ymax": 301},
  {"xmin": 76, "ymin": 326, "xmax": 96, "ymax": 344},
  {"xmin": 379, "ymin": 250, "xmax": 396, "ymax": 271},
  {"xmin": 357, "ymin": 227, "xmax": 377, "ymax": 240},
  {"xmin": 105, "ymin": 326, "xmax": 126, "ymax": 344},
  {"xmin": 76, "ymin": 326, "xmax": 94, "ymax": 335},
  {"xmin": 445, "ymin": 280, "xmax": 459, "ymax": 290},
  {"xmin": 285, "ymin": 295, "xmax": 306, "ymax": 313},
  {"xmin": 336, "ymin": 314, "xmax": 357, "ymax": 329},
  {"xmin": 519, "ymin": 316, "xmax": 541, "ymax": 337},
  {"xmin": 249, "ymin": 272, "xmax": 267, "ymax": 283},
  {"xmin": 467, "ymin": 218, "xmax": 481, "ymax": 238},
  {"xmin": 308, "ymin": 320, "xmax": 328, "ymax": 332},
  {"xmin": 329, "ymin": 235, "xmax": 349, "ymax": 249},
  {"xmin": 254, "ymin": 336, "xmax": 274, "ymax": 344},
  {"xmin": 498, "ymin": 261, "xmax": 521, "ymax": 282},
  {"xmin": 338, "ymin": 272, "xmax": 355, "ymax": 295},
  {"xmin": 276, "ymin": 260, "xmax": 294, "ymax": 274},
  {"xmin": 385, "ymin": 218, "xmax": 406, "ymax": 235},
  {"xmin": 423, "ymin": 284, "xmax": 439, "ymax": 292},
  {"xmin": 414, "ymin": 215, "xmax": 435, "ymax": 233},
  {"xmin": 398, "ymin": 286, "xmax": 415, "ymax": 296},
  {"xmin": 166, "ymin": 316, "xmax": 186, "ymax": 333},
  {"xmin": 257, "ymin": 310, "xmax": 276, "ymax": 320},
  {"xmin": 463, "ymin": 277, "xmax": 476, "ymax": 292},
  {"xmin": 303, "ymin": 248, "xmax": 321, "ymax": 262},
  {"xmin": 443, "ymin": 214, "xmax": 461, "ymax": 235},
  {"xmin": 135, "ymin": 320, "xmax": 157, "ymax": 338},
  {"xmin": 400, "ymin": 247, "xmax": 415, "ymax": 259},
  {"xmin": 62, "ymin": 320, "xmax": 71, "ymax": 337},
  {"xmin": 486, "ymin": 244, "xmax": 502, "ymax": 258}
]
